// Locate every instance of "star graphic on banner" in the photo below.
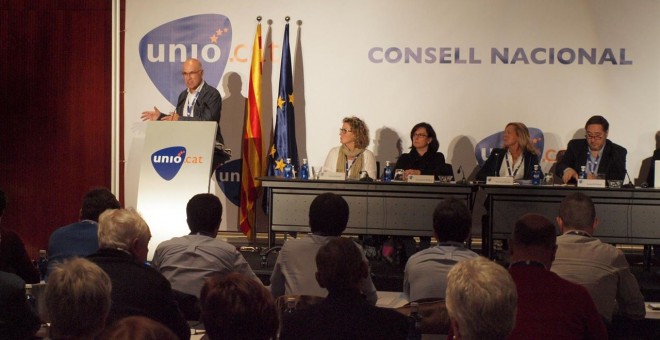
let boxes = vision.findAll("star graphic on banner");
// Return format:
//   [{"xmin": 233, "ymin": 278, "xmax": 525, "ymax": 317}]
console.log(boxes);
[
  {"xmin": 216, "ymin": 28, "xmax": 223, "ymax": 36},
  {"xmin": 277, "ymin": 96, "xmax": 285, "ymax": 109},
  {"xmin": 224, "ymin": 28, "xmax": 229, "ymax": 33},
  {"xmin": 275, "ymin": 158, "xmax": 286, "ymax": 171},
  {"xmin": 210, "ymin": 35, "xmax": 218, "ymax": 43},
  {"xmin": 270, "ymin": 145, "xmax": 277, "ymax": 158},
  {"xmin": 288, "ymin": 93, "xmax": 295, "ymax": 106}
]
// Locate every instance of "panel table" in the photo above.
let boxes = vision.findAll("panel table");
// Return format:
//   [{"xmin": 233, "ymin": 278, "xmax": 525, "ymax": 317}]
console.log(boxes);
[{"xmin": 260, "ymin": 177, "xmax": 475, "ymax": 247}]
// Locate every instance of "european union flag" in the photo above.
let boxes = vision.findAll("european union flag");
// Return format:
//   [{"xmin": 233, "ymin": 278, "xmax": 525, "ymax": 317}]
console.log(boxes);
[
  {"xmin": 266, "ymin": 22, "xmax": 299, "ymax": 177},
  {"xmin": 264, "ymin": 22, "xmax": 299, "ymax": 215}
]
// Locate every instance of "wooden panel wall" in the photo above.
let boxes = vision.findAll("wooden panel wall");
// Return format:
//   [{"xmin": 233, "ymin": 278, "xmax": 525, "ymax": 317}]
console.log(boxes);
[{"xmin": 0, "ymin": 0, "xmax": 114, "ymax": 259}]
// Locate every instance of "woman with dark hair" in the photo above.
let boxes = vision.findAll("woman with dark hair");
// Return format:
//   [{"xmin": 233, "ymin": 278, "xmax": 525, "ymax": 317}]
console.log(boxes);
[
  {"xmin": 395, "ymin": 122, "xmax": 451, "ymax": 179},
  {"xmin": 476, "ymin": 122, "xmax": 540, "ymax": 181},
  {"xmin": 323, "ymin": 116, "xmax": 377, "ymax": 179}
]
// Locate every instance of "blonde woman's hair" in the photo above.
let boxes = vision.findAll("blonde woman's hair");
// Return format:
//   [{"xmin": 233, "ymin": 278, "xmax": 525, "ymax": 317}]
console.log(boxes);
[
  {"xmin": 506, "ymin": 122, "xmax": 537, "ymax": 155},
  {"xmin": 343, "ymin": 116, "xmax": 370, "ymax": 149}
]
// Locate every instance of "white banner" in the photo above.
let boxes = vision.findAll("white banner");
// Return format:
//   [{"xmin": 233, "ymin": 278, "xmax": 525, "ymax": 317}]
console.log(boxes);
[{"xmin": 125, "ymin": 0, "xmax": 660, "ymax": 232}]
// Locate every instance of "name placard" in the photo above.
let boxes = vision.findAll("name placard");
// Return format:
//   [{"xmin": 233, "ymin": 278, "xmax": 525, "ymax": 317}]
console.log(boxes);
[
  {"xmin": 407, "ymin": 175, "xmax": 435, "ymax": 183},
  {"xmin": 577, "ymin": 179, "xmax": 606, "ymax": 188},
  {"xmin": 655, "ymin": 160, "xmax": 660, "ymax": 188},
  {"xmin": 486, "ymin": 176, "xmax": 515, "ymax": 185},
  {"xmin": 319, "ymin": 172, "xmax": 346, "ymax": 181}
]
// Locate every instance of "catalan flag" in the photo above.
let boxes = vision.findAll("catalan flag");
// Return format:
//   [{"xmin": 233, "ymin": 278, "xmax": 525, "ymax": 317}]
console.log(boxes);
[
  {"xmin": 266, "ymin": 21, "xmax": 299, "ymax": 179},
  {"xmin": 240, "ymin": 22, "xmax": 263, "ymax": 240}
]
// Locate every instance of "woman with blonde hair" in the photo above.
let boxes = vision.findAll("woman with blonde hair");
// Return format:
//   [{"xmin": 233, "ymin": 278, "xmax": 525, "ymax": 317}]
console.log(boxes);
[
  {"xmin": 476, "ymin": 122, "xmax": 540, "ymax": 181},
  {"xmin": 323, "ymin": 116, "xmax": 377, "ymax": 179}
]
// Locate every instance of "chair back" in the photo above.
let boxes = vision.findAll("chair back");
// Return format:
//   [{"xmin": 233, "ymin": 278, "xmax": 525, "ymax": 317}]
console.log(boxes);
[{"xmin": 395, "ymin": 298, "xmax": 450, "ymax": 335}]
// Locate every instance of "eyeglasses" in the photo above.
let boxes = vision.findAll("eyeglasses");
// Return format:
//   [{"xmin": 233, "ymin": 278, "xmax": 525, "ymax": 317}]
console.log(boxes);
[
  {"xmin": 585, "ymin": 134, "xmax": 604, "ymax": 140},
  {"xmin": 339, "ymin": 128, "xmax": 353, "ymax": 134},
  {"xmin": 181, "ymin": 70, "xmax": 201, "ymax": 76},
  {"xmin": 413, "ymin": 133, "xmax": 428, "ymax": 138}
]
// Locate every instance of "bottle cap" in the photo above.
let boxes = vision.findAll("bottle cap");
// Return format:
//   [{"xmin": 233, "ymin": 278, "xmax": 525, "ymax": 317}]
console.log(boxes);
[
  {"xmin": 39, "ymin": 250, "xmax": 47, "ymax": 255},
  {"xmin": 302, "ymin": 158, "xmax": 308, "ymax": 163},
  {"xmin": 386, "ymin": 160, "xmax": 391, "ymax": 166},
  {"xmin": 286, "ymin": 158, "xmax": 291, "ymax": 163}
]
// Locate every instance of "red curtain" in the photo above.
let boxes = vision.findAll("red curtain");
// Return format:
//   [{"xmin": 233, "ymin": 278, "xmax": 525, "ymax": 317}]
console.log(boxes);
[{"xmin": 0, "ymin": 0, "xmax": 115, "ymax": 259}]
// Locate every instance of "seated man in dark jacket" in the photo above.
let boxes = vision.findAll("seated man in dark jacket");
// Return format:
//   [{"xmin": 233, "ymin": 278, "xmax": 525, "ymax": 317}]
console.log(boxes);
[
  {"xmin": 555, "ymin": 115, "xmax": 627, "ymax": 184},
  {"xmin": 87, "ymin": 208, "xmax": 190, "ymax": 340}
]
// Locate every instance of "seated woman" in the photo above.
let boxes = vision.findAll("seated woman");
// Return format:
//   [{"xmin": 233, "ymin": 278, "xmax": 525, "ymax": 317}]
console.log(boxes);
[
  {"xmin": 394, "ymin": 122, "xmax": 452, "ymax": 255},
  {"xmin": 323, "ymin": 116, "xmax": 377, "ymax": 179},
  {"xmin": 395, "ymin": 122, "xmax": 451, "ymax": 179},
  {"xmin": 476, "ymin": 122, "xmax": 540, "ymax": 182}
]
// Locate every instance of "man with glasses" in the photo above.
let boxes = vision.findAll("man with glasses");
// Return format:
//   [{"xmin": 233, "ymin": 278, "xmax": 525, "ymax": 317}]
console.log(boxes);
[
  {"xmin": 141, "ymin": 58, "xmax": 228, "ymax": 169},
  {"xmin": 555, "ymin": 115, "xmax": 627, "ymax": 184}
]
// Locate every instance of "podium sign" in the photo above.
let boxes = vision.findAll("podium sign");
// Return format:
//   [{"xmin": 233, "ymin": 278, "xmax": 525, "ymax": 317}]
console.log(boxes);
[{"xmin": 137, "ymin": 121, "xmax": 216, "ymax": 260}]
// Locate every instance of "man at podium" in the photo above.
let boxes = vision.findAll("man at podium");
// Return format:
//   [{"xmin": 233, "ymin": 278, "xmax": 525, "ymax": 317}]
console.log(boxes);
[{"xmin": 141, "ymin": 58, "xmax": 229, "ymax": 170}]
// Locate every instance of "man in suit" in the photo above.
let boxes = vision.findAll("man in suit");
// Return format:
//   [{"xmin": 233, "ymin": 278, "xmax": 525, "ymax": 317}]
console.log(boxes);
[
  {"xmin": 507, "ymin": 214, "xmax": 607, "ymax": 339},
  {"xmin": 141, "ymin": 58, "xmax": 227, "ymax": 169},
  {"xmin": 280, "ymin": 238, "xmax": 408, "ymax": 340},
  {"xmin": 555, "ymin": 115, "xmax": 627, "ymax": 183}
]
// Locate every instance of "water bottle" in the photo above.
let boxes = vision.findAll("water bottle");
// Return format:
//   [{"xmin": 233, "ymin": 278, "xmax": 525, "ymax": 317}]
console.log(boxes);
[
  {"xmin": 283, "ymin": 158, "xmax": 294, "ymax": 179},
  {"xmin": 531, "ymin": 165, "xmax": 542, "ymax": 185},
  {"xmin": 300, "ymin": 159, "xmax": 309, "ymax": 180},
  {"xmin": 407, "ymin": 302, "xmax": 422, "ymax": 340},
  {"xmin": 383, "ymin": 161, "xmax": 393, "ymax": 182},
  {"xmin": 37, "ymin": 250, "xmax": 48, "ymax": 282},
  {"xmin": 25, "ymin": 284, "xmax": 37, "ymax": 311},
  {"xmin": 579, "ymin": 165, "xmax": 587, "ymax": 179}
]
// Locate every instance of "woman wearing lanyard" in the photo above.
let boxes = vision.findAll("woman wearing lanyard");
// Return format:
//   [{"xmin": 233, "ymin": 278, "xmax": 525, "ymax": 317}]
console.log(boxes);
[
  {"xmin": 323, "ymin": 116, "xmax": 377, "ymax": 180},
  {"xmin": 476, "ymin": 122, "xmax": 540, "ymax": 182}
]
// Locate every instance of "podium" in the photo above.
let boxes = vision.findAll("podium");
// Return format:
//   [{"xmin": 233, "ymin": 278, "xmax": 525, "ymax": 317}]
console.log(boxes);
[{"xmin": 137, "ymin": 121, "xmax": 217, "ymax": 260}]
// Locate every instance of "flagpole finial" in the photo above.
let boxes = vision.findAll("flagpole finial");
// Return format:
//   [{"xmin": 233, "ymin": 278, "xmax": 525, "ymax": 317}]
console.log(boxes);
[
  {"xmin": 257, "ymin": 16, "xmax": 262, "ymax": 22},
  {"xmin": 285, "ymin": 16, "xmax": 290, "ymax": 22}
]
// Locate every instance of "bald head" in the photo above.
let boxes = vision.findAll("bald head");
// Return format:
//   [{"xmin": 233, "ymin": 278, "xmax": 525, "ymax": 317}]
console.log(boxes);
[
  {"xmin": 182, "ymin": 58, "xmax": 204, "ymax": 91},
  {"xmin": 510, "ymin": 214, "xmax": 557, "ymax": 266}
]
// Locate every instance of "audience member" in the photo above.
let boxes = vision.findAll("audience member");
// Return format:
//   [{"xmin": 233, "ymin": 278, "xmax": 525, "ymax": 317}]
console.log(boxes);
[
  {"xmin": 280, "ymin": 238, "xmax": 408, "ymax": 340},
  {"xmin": 99, "ymin": 316, "xmax": 178, "ymax": 340},
  {"xmin": 551, "ymin": 192, "xmax": 645, "ymax": 322},
  {"xmin": 507, "ymin": 214, "xmax": 607, "ymax": 339},
  {"xmin": 46, "ymin": 257, "xmax": 112, "ymax": 340},
  {"xmin": 445, "ymin": 256, "xmax": 517, "ymax": 340},
  {"xmin": 403, "ymin": 197, "xmax": 479, "ymax": 301},
  {"xmin": 153, "ymin": 194, "xmax": 259, "ymax": 299},
  {"xmin": 48, "ymin": 188, "xmax": 120, "ymax": 274},
  {"xmin": 269, "ymin": 192, "xmax": 377, "ymax": 304},
  {"xmin": 87, "ymin": 208, "xmax": 190, "ymax": 340},
  {"xmin": 0, "ymin": 271, "xmax": 41, "ymax": 340},
  {"xmin": 555, "ymin": 115, "xmax": 627, "ymax": 183},
  {"xmin": 0, "ymin": 189, "xmax": 40, "ymax": 284},
  {"xmin": 200, "ymin": 272, "xmax": 278, "ymax": 340}
]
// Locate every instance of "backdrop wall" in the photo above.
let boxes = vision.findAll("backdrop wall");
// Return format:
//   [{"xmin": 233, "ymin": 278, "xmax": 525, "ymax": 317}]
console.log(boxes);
[{"xmin": 124, "ymin": 0, "xmax": 660, "ymax": 235}]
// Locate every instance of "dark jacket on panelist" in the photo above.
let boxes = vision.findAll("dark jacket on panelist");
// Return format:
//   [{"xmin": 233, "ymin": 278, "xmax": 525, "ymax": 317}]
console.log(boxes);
[
  {"xmin": 555, "ymin": 139, "xmax": 627, "ymax": 183},
  {"xmin": 476, "ymin": 148, "xmax": 540, "ymax": 182},
  {"xmin": 394, "ymin": 149, "xmax": 452, "ymax": 178}
]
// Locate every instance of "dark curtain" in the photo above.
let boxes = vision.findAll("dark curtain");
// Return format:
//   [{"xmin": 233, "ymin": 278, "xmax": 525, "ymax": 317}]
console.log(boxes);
[{"xmin": 0, "ymin": 0, "xmax": 115, "ymax": 259}]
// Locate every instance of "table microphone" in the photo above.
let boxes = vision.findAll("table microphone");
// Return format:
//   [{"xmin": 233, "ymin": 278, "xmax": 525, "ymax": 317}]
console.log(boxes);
[
  {"xmin": 457, "ymin": 165, "xmax": 467, "ymax": 184},
  {"xmin": 623, "ymin": 170, "xmax": 635, "ymax": 188}
]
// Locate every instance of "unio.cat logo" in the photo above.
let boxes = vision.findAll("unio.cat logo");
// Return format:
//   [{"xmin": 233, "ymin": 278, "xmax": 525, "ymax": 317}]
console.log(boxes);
[
  {"xmin": 151, "ymin": 146, "xmax": 187, "ymax": 181},
  {"xmin": 139, "ymin": 14, "xmax": 232, "ymax": 106}
]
